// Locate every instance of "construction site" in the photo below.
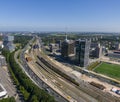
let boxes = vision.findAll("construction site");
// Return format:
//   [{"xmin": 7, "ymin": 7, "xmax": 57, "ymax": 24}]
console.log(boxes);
[{"xmin": 19, "ymin": 37, "xmax": 120, "ymax": 102}]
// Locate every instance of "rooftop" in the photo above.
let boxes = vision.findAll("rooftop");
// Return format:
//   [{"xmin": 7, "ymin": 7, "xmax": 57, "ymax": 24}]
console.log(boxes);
[
  {"xmin": 0, "ymin": 84, "xmax": 7, "ymax": 98},
  {"xmin": 0, "ymin": 55, "xmax": 5, "ymax": 59},
  {"xmin": 0, "ymin": 84, "xmax": 4, "ymax": 92}
]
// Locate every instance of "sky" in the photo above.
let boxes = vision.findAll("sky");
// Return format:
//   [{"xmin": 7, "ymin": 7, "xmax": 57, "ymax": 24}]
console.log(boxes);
[{"xmin": 0, "ymin": 0, "xmax": 120, "ymax": 32}]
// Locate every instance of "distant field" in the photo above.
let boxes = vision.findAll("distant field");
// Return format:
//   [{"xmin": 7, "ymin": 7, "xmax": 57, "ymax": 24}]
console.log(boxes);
[{"xmin": 94, "ymin": 62, "xmax": 120, "ymax": 80}]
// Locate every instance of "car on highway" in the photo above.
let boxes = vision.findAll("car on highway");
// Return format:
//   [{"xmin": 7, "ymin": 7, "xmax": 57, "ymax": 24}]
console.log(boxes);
[{"xmin": 45, "ymin": 88, "xmax": 50, "ymax": 93}]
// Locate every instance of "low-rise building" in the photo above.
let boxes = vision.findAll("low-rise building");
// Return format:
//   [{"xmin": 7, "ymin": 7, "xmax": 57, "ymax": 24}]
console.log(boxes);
[
  {"xmin": 108, "ymin": 52, "xmax": 120, "ymax": 59},
  {"xmin": 49, "ymin": 43, "xmax": 59, "ymax": 52},
  {"xmin": 0, "ymin": 55, "xmax": 6, "ymax": 66},
  {"xmin": 0, "ymin": 84, "xmax": 7, "ymax": 99}
]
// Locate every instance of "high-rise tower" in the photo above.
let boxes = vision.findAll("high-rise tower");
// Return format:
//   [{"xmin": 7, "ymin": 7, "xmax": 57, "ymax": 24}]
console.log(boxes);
[
  {"xmin": 75, "ymin": 39, "xmax": 91, "ymax": 67},
  {"xmin": 61, "ymin": 35, "xmax": 75, "ymax": 58},
  {"xmin": 3, "ymin": 35, "xmax": 15, "ymax": 52}
]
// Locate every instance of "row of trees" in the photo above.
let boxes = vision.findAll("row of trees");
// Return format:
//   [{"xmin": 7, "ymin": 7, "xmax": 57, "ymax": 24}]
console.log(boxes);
[
  {"xmin": 0, "ymin": 97, "xmax": 15, "ymax": 102},
  {"xmin": 2, "ymin": 47, "xmax": 56, "ymax": 102},
  {"xmin": 8, "ymin": 51, "xmax": 55, "ymax": 102},
  {"xmin": 1, "ymin": 49, "xmax": 16, "ymax": 102},
  {"xmin": 14, "ymin": 35, "xmax": 33, "ymax": 48},
  {"xmin": 2, "ymin": 35, "xmax": 56, "ymax": 102}
]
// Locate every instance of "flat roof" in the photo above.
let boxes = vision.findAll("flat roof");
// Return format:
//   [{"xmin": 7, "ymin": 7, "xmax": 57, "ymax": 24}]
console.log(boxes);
[
  {"xmin": 0, "ymin": 55, "xmax": 5, "ymax": 59},
  {"xmin": 0, "ymin": 84, "xmax": 4, "ymax": 92},
  {"xmin": 0, "ymin": 84, "xmax": 7, "ymax": 97}
]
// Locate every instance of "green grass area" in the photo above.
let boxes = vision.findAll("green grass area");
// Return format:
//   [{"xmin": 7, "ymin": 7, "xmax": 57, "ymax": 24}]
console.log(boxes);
[{"xmin": 94, "ymin": 62, "xmax": 120, "ymax": 80}]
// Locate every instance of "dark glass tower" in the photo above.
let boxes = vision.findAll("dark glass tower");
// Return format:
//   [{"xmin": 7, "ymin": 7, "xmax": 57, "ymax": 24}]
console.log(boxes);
[{"xmin": 75, "ymin": 39, "xmax": 91, "ymax": 67}]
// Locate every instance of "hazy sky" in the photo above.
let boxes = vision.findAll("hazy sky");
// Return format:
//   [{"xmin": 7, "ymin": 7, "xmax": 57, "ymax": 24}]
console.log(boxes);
[{"xmin": 0, "ymin": 0, "xmax": 120, "ymax": 32}]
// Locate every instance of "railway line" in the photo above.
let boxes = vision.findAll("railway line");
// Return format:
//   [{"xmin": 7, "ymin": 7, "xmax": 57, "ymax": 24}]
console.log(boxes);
[
  {"xmin": 33, "ymin": 47, "xmax": 120, "ymax": 102},
  {"xmin": 36, "ymin": 51, "xmax": 119, "ymax": 102},
  {"xmin": 37, "ymin": 56, "xmax": 80, "ymax": 86},
  {"xmin": 19, "ymin": 38, "xmax": 69, "ymax": 102},
  {"xmin": 28, "ymin": 48, "xmax": 98, "ymax": 102},
  {"xmin": 23, "ymin": 37, "xmax": 120, "ymax": 102}
]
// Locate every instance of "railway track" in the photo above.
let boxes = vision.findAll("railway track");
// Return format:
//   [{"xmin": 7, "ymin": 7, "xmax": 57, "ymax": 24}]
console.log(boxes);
[
  {"xmin": 30, "ymin": 50, "xmax": 98, "ymax": 102},
  {"xmin": 34, "ymin": 49, "xmax": 120, "ymax": 102},
  {"xmin": 29, "ymin": 39, "xmax": 120, "ymax": 102}
]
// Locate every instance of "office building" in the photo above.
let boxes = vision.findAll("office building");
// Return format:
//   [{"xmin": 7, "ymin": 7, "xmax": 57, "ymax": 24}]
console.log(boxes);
[
  {"xmin": 3, "ymin": 35, "xmax": 15, "ymax": 52},
  {"xmin": 49, "ymin": 43, "xmax": 59, "ymax": 52},
  {"xmin": 61, "ymin": 36, "xmax": 75, "ymax": 58},
  {"xmin": 115, "ymin": 42, "xmax": 120, "ymax": 50},
  {"xmin": 90, "ymin": 43, "xmax": 102, "ymax": 58},
  {"xmin": 108, "ymin": 52, "xmax": 120, "ymax": 59},
  {"xmin": 0, "ymin": 55, "xmax": 6, "ymax": 66},
  {"xmin": 56, "ymin": 40, "xmax": 62, "ymax": 49},
  {"xmin": 75, "ymin": 39, "xmax": 91, "ymax": 67},
  {"xmin": 0, "ymin": 84, "xmax": 7, "ymax": 99}
]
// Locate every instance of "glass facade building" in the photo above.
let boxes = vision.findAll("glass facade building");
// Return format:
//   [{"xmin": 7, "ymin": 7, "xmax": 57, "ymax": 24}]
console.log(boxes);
[
  {"xmin": 75, "ymin": 39, "xmax": 91, "ymax": 67},
  {"xmin": 3, "ymin": 35, "xmax": 15, "ymax": 52}
]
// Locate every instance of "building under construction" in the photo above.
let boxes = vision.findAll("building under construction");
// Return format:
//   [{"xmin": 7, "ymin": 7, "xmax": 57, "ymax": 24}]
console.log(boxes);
[{"xmin": 61, "ymin": 36, "xmax": 75, "ymax": 58}]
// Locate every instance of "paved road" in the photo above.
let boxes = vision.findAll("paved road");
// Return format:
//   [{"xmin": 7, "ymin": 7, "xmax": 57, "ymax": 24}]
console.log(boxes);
[{"xmin": 0, "ymin": 66, "xmax": 21, "ymax": 102}]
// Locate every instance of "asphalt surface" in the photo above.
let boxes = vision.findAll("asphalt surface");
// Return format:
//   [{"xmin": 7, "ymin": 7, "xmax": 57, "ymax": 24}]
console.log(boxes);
[{"xmin": 0, "ymin": 66, "xmax": 21, "ymax": 102}]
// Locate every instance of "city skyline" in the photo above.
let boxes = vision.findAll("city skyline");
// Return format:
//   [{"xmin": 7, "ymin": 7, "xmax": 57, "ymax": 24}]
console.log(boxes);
[{"xmin": 0, "ymin": 0, "xmax": 120, "ymax": 32}]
